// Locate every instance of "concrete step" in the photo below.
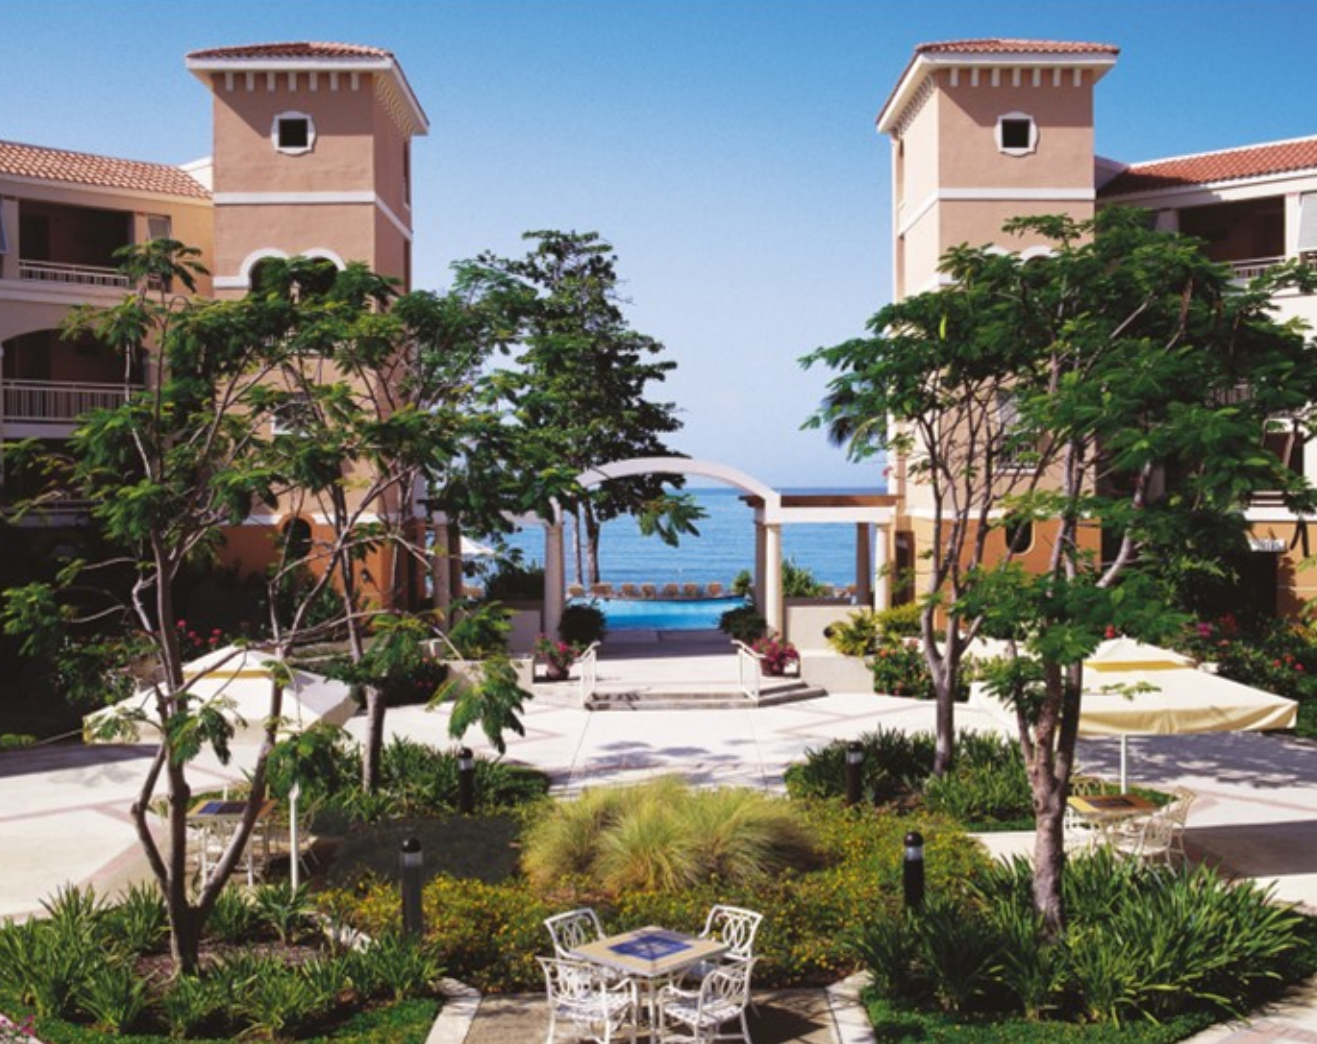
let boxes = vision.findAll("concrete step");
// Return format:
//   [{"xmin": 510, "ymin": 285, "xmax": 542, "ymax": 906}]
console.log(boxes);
[{"xmin": 579, "ymin": 678, "xmax": 828, "ymax": 711}]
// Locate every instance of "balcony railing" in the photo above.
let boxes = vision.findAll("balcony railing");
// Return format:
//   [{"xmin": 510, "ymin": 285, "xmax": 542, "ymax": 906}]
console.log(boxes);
[
  {"xmin": 16, "ymin": 259, "xmax": 130, "ymax": 289},
  {"xmin": 2, "ymin": 380, "xmax": 139, "ymax": 425}
]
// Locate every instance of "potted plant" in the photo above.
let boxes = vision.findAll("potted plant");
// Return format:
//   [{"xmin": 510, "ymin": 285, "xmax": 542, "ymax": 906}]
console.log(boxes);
[
  {"xmin": 534, "ymin": 634, "xmax": 583, "ymax": 681},
  {"xmin": 751, "ymin": 635, "xmax": 800, "ymax": 677}
]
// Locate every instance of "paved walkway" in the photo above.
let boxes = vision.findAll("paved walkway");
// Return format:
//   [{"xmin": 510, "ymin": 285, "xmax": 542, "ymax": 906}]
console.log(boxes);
[{"xmin": 3, "ymin": 630, "xmax": 1317, "ymax": 1043}]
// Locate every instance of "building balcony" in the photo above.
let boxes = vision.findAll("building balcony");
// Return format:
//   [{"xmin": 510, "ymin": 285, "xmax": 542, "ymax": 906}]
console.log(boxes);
[
  {"xmin": 17, "ymin": 258, "xmax": 130, "ymax": 289},
  {"xmin": 1, "ymin": 379, "xmax": 139, "ymax": 437}
]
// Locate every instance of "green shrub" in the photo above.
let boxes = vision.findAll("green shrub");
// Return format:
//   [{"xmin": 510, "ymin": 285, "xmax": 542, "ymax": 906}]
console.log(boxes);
[
  {"xmin": 77, "ymin": 959, "xmax": 151, "ymax": 1034},
  {"xmin": 856, "ymin": 849, "xmax": 1316, "ymax": 1028},
  {"xmin": 160, "ymin": 974, "xmax": 227, "ymax": 1038},
  {"xmin": 104, "ymin": 880, "xmax": 168, "ymax": 954},
  {"xmin": 870, "ymin": 640, "xmax": 936, "ymax": 699},
  {"xmin": 0, "ymin": 733, "xmax": 36, "ymax": 751},
  {"xmin": 874, "ymin": 602, "xmax": 924, "ymax": 637},
  {"xmin": 719, "ymin": 604, "xmax": 767, "ymax": 643},
  {"xmin": 345, "ymin": 931, "xmax": 444, "ymax": 1002},
  {"xmin": 786, "ymin": 729, "xmax": 1032, "ymax": 826},
  {"xmin": 252, "ymin": 882, "xmax": 314, "ymax": 945},
  {"xmin": 559, "ymin": 601, "xmax": 607, "ymax": 645},
  {"xmin": 825, "ymin": 609, "xmax": 883, "ymax": 656},
  {"xmin": 447, "ymin": 599, "xmax": 513, "ymax": 657},
  {"xmin": 783, "ymin": 558, "xmax": 828, "ymax": 597},
  {"xmin": 207, "ymin": 886, "xmax": 259, "ymax": 943},
  {"xmin": 483, "ymin": 557, "xmax": 545, "ymax": 602}
]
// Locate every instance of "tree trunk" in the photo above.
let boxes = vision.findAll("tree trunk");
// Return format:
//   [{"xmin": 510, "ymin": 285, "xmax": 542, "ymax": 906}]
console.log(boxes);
[
  {"xmin": 362, "ymin": 686, "xmax": 386, "ymax": 792},
  {"xmin": 583, "ymin": 502, "xmax": 602, "ymax": 587},
  {"xmin": 571, "ymin": 505, "xmax": 585, "ymax": 589},
  {"xmin": 1031, "ymin": 772, "xmax": 1068, "ymax": 937},
  {"xmin": 926, "ymin": 614, "xmax": 957, "ymax": 776}
]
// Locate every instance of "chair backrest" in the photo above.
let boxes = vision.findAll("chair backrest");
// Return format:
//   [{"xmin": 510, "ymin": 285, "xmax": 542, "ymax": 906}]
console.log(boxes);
[
  {"xmin": 1167, "ymin": 787, "xmax": 1196, "ymax": 828},
  {"xmin": 544, "ymin": 908, "xmax": 604, "ymax": 959},
  {"xmin": 701, "ymin": 905, "xmax": 763, "ymax": 962},
  {"xmin": 1136, "ymin": 807, "xmax": 1177, "ymax": 857},
  {"xmin": 538, "ymin": 956, "xmax": 602, "ymax": 1008},
  {"xmin": 698, "ymin": 956, "xmax": 756, "ymax": 1015}
]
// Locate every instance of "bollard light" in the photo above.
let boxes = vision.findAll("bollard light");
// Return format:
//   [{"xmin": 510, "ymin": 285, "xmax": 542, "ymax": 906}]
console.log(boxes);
[
  {"xmin": 903, "ymin": 830, "xmax": 925, "ymax": 910},
  {"xmin": 400, "ymin": 836, "xmax": 424, "ymax": 937},
  {"xmin": 457, "ymin": 746, "xmax": 475, "ymax": 815},
  {"xmin": 845, "ymin": 741, "xmax": 864, "ymax": 806}
]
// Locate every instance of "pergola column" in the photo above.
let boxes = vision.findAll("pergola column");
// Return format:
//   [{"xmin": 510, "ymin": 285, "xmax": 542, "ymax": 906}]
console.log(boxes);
[
  {"xmin": 763, "ymin": 522, "xmax": 783, "ymax": 636},
  {"xmin": 754, "ymin": 520, "xmax": 767, "ymax": 612},
  {"xmin": 854, "ymin": 523, "xmax": 873, "ymax": 606},
  {"xmin": 544, "ymin": 520, "xmax": 566, "ymax": 638},
  {"xmin": 874, "ymin": 525, "xmax": 891, "ymax": 611}
]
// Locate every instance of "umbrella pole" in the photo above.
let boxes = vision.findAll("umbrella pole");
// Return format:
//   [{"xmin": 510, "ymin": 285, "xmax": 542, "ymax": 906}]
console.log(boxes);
[{"xmin": 1120, "ymin": 735, "xmax": 1129, "ymax": 792}]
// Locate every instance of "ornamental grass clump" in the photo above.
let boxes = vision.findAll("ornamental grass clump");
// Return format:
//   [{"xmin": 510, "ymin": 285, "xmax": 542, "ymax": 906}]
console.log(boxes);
[
  {"xmin": 521, "ymin": 776, "xmax": 821, "ymax": 896},
  {"xmin": 853, "ymin": 847, "xmax": 1316, "ymax": 1028}
]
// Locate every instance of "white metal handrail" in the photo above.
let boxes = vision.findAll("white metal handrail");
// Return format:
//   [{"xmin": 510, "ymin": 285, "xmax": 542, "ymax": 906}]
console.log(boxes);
[
  {"xmin": 733, "ymin": 640, "xmax": 762, "ymax": 703},
  {"xmin": 575, "ymin": 641, "xmax": 601, "ymax": 705},
  {"xmin": 17, "ymin": 259, "xmax": 130, "ymax": 288},
  {"xmin": 2, "ymin": 380, "xmax": 139, "ymax": 423}
]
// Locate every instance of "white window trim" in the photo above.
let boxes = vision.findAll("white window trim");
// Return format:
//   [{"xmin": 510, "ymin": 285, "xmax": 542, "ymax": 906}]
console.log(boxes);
[
  {"xmin": 271, "ymin": 111, "xmax": 316, "ymax": 155},
  {"xmin": 996, "ymin": 112, "xmax": 1038, "ymax": 157}
]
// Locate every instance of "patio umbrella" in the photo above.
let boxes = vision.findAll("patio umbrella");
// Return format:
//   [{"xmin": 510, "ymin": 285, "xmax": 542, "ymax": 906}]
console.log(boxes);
[
  {"xmin": 970, "ymin": 638, "xmax": 1298, "ymax": 788},
  {"xmin": 87, "ymin": 644, "xmax": 358, "ymax": 742}
]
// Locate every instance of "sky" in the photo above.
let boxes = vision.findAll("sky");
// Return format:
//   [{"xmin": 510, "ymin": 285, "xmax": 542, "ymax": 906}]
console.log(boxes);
[{"xmin": 5, "ymin": 0, "xmax": 1317, "ymax": 489}]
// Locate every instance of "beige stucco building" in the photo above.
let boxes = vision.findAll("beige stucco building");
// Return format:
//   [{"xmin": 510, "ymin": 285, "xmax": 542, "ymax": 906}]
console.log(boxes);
[
  {"xmin": 0, "ymin": 42, "xmax": 429, "ymax": 607},
  {"xmin": 878, "ymin": 38, "xmax": 1317, "ymax": 616}
]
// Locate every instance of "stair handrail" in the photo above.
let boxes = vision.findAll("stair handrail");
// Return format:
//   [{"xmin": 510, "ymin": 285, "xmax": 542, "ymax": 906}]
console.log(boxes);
[
  {"xmin": 575, "ymin": 641, "xmax": 601, "ymax": 706},
  {"xmin": 732, "ymin": 640, "xmax": 763, "ymax": 703}
]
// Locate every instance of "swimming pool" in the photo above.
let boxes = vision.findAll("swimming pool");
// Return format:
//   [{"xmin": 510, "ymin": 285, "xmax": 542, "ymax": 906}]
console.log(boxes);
[{"xmin": 583, "ymin": 595, "xmax": 750, "ymax": 631}]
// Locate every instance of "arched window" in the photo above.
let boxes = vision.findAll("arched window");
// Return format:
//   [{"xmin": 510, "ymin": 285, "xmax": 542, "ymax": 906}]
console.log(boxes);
[{"xmin": 282, "ymin": 518, "xmax": 313, "ymax": 561}]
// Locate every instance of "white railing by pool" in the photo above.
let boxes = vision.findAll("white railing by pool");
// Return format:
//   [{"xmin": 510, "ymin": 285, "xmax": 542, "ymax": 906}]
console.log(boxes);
[
  {"xmin": 3, "ymin": 380, "xmax": 138, "ymax": 424},
  {"xmin": 17, "ymin": 259, "xmax": 130, "ymax": 288},
  {"xmin": 575, "ymin": 641, "xmax": 601, "ymax": 705},
  {"xmin": 733, "ymin": 640, "xmax": 762, "ymax": 703}
]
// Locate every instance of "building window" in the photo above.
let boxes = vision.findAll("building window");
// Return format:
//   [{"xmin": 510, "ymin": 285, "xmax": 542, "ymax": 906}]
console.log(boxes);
[
  {"xmin": 996, "ymin": 112, "xmax": 1037, "ymax": 157},
  {"xmin": 1003, "ymin": 518, "xmax": 1034, "ymax": 555},
  {"xmin": 271, "ymin": 112, "xmax": 316, "ymax": 155},
  {"xmin": 272, "ymin": 392, "xmax": 317, "ymax": 435}
]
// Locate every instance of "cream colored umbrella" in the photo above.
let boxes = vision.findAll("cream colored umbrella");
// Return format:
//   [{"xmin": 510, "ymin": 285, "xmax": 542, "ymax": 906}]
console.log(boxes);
[{"xmin": 970, "ymin": 638, "xmax": 1297, "ymax": 788}]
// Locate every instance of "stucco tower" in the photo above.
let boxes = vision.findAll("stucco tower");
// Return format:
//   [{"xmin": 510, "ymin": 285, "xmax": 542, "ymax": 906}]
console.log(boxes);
[
  {"xmin": 186, "ymin": 42, "xmax": 428, "ymax": 298},
  {"xmin": 877, "ymin": 39, "xmax": 1118, "ymax": 302},
  {"xmin": 875, "ymin": 40, "xmax": 1119, "ymax": 596}
]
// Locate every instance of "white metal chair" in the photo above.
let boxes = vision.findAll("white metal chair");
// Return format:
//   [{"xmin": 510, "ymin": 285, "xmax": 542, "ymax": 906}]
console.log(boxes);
[
  {"xmin": 544, "ymin": 908, "xmax": 607, "ymax": 960},
  {"xmin": 538, "ymin": 957, "xmax": 638, "ymax": 1044},
  {"xmin": 680, "ymin": 905, "xmax": 762, "ymax": 983},
  {"xmin": 1110, "ymin": 806, "xmax": 1177, "ymax": 865},
  {"xmin": 1166, "ymin": 786, "xmax": 1196, "ymax": 861},
  {"xmin": 656, "ymin": 957, "xmax": 756, "ymax": 1044}
]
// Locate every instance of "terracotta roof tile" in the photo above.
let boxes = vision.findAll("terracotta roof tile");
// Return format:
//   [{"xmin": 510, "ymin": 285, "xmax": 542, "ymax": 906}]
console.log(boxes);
[
  {"xmin": 915, "ymin": 38, "xmax": 1120, "ymax": 56},
  {"xmin": 187, "ymin": 42, "xmax": 393, "ymax": 61},
  {"xmin": 0, "ymin": 140, "xmax": 210, "ymax": 199},
  {"xmin": 1101, "ymin": 137, "xmax": 1317, "ymax": 196}
]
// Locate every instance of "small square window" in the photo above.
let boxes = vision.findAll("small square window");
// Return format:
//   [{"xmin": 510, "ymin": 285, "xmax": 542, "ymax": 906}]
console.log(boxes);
[
  {"xmin": 1000, "ymin": 119, "xmax": 1032, "ymax": 150},
  {"xmin": 271, "ymin": 111, "xmax": 316, "ymax": 155},
  {"xmin": 278, "ymin": 118, "xmax": 310, "ymax": 150},
  {"xmin": 996, "ymin": 112, "xmax": 1037, "ymax": 157}
]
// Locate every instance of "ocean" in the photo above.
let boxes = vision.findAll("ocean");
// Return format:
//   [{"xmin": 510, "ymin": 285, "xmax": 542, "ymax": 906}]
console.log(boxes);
[{"xmin": 489, "ymin": 486, "xmax": 876, "ymax": 591}]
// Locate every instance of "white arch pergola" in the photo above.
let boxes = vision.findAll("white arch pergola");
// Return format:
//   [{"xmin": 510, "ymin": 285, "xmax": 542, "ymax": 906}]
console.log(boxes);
[{"xmin": 534, "ymin": 455, "xmax": 894, "ymax": 638}]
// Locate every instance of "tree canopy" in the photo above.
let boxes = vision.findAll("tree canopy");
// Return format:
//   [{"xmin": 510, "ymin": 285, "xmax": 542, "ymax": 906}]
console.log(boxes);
[{"xmin": 804, "ymin": 208, "xmax": 1317, "ymax": 930}]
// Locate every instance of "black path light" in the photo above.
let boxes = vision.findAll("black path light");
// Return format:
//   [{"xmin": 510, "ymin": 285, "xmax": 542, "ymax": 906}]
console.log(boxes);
[
  {"xmin": 457, "ymin": 746, "xmax": 475, "ymax": 814},
  {"xmin": 400, "ymin": 836, "xmax": 424, "ymax": 936},
  {"xmin": 845, "ymin": 740, "xmax": 864, "ymax": 806}
]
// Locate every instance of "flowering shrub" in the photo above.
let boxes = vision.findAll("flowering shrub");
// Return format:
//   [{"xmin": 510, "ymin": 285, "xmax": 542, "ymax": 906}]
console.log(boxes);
[
  {"xmin": 869, "ymin": 640, "xmax": 936, "ymax": 699},
  {"xmin": 533, "ymin": 635, "xmax": 582, "ymax": 673},
  {"xmin": 0, "ymin": 1015, "xmax": 41, "ymax": 1044},
  {"xmin": 751, "ymin": 636, "xmax": 800, "ymax": 675},
  {"xmin": 174, "ymin": 618, "xmax": 228, "ymax": 658}
]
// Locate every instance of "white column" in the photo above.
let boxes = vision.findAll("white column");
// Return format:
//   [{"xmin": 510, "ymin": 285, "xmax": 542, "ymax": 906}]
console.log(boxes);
[
  {"xmin": 873, "ymin": 525, "xmax": 891, "ymax": 611},
  {"xmin": 543, "ymin": 521, "xmax": 566, "ymax": 638},
  {"xmin": 854, "ymin": 523, "xmax": 872, "ymax": 606},
  {"xmin": 764, "ymin": 523, "xmax": 783, "ymax": 636},
  {"xmin": 753, "ymin": 521, "xmax": 767, "ymax": 612}
]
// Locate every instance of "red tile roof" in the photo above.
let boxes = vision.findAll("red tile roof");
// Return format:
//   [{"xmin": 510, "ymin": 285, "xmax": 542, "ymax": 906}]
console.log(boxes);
[
  {"xmin": 1102, "ymin": 137, "xmax": 1317, "ymax": 196},
  {"xmin": 187, "ymin": 42, "xmax": 393, "ymax": 61},
  {"xmin": 0, "ymin": 140, "xmax": 210, "ymax": 199},
  {"xmin": 914, "ymin": 38, "xmax": 1120, "ymax": 56}
]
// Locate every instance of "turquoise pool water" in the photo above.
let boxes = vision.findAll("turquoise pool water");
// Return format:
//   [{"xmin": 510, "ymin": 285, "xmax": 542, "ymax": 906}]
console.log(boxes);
[{"xmin": 586, "ymin": 596, "xmax": 749, "ymax": 631}]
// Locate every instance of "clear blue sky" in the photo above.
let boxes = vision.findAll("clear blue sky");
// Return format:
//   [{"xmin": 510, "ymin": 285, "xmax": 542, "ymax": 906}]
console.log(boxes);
[{"xmin": 5, "ymin": 0, "xmax": 1317, "ymax": 488}]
